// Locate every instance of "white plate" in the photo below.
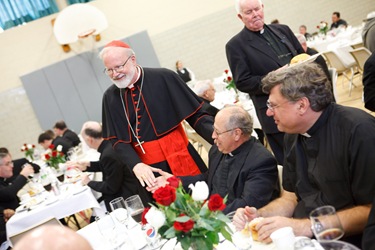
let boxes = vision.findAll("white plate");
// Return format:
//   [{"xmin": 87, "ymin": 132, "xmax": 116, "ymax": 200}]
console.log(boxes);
[{"xmin": 289, "ymin": 53, "xmax": 322, "ymax": 67}]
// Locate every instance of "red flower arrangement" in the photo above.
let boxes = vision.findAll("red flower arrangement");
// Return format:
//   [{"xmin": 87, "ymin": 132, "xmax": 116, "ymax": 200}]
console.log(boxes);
[
  {"xmin": 223, "ymin": 69, "xmax": 238, "ymax": 94},
  {"xmin": 142, "ymin": 176, "xmax": 232, "ymax": 250},
  {"xmin": 42, "ymin": 144, "xmax": 66, "ymax": 170},
  {"xmin": 20, "ymin": 143, "xmax": 36, "ymax": 161}
]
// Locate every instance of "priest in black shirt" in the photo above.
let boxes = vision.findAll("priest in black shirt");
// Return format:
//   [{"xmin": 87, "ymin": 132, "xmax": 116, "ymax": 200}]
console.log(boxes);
[{"xmin": 99, "ymin": 41, "xmax": 213, "ymax": 191}]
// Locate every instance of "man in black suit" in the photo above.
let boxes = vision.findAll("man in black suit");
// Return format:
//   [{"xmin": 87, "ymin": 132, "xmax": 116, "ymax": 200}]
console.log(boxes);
[
  {"xmin": 226, "ymin": 0, "xmax": 304, "ymax": 165},
  {"xmin": 70, "ymin": 121, "xmax": 150, "ymax": 210},
  {"xmin": 38, "ymin": 130, "xmax": 73, "ymax": 156},
  {"xmin": 53, "ymin": 120, "xmax": 81, "ymax": 147},
  {"xmin": 148, "ymin": 106, "xmax": 279, "ymax": 214}
]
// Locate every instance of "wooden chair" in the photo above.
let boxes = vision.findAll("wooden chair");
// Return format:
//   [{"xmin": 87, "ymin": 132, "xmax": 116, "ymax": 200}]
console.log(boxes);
[
  {"xmin": 322, "ymin": 51, "xmax": 357, "ymax": 96},
  {"xmin": 350, "ymin": 42, "xmax": 364, "ymax": 49}
]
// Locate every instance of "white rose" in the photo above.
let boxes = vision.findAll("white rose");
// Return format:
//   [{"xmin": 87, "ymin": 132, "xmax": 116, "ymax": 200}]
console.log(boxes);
[
  {"xmin": 27, "ymin": 144, "xmax": 33, "ymax": 149},
  {"xmin": 56, "ymin": 145, "xmax": 63, "ymax": 152},
  {"xmin": 188, "ymin": 181, "xmax": 209, "ymax": 201},
  {"xmin": 145, "ymin": 207, "xmax": 165, "ymax": 229}
]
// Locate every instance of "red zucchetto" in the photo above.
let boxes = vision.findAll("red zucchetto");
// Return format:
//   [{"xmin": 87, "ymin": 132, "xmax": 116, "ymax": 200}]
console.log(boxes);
[{"xmin": 104, "ymin": 40, "xmax": 131, "ymax": 48}]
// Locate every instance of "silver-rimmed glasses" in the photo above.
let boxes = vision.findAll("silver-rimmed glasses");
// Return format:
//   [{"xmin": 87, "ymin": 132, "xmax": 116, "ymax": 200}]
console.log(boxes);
[{"xmin": 103, "ymin": 55, "xmax": 132, "ymax": 75}]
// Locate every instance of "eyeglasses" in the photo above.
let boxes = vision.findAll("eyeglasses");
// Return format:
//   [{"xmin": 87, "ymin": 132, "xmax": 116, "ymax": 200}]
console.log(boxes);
[
  {"xmin": 266, "ymin": 99, "xmax": 290, "ymax": 111},
  {"xmin": 213, "ymin": 126, "xmax": 238, "ymax": 136},
  {"xmin": 103, "ymin": 55, "xmax": 132, "ymax": 75}
]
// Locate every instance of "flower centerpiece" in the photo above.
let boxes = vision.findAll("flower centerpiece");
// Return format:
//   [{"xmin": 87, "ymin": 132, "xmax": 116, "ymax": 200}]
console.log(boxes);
[
  {"xmin": 20, "ymin": 143, "xmax": 36, "ymax": 161},
  {"xmin": 223, "ymin": 69, "xmax": 239, "ymax": 102},
  {"xmin": 42, "ymin": 144, "xmax": 66, "ymax": 170},
  {"xmin": 317, "ymin": 21, "xmax": 329, "ymax": 35},
  {"xmin": 142, "ymin": 177, "xmax": 232, "ymax": 250}
]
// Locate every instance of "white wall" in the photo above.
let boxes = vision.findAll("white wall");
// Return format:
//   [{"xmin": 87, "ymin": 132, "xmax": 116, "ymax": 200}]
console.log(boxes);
[{"xmin": 0, "ymin": 0, "xmax": 373, "ymax": 158}]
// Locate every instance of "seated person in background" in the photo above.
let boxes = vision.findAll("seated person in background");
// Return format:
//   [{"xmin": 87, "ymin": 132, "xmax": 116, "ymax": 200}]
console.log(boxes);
[
  {"xmin": 68, "ymin": 121, "xmax": 150, "ymax": 210},
  {"xmin": 175, "ymin": 60, "xmax": 195, "ymax": 83},
  {"xmin": 299, "ymin": 25, "xmax": 312, "ymax": 40},
  {"xmin": 0, "ymin": 152, "xmax": 34, "ymax": 210},
  {"xmin": 149, "ymin": 105, "xmax": 279, "ymax": 214},
  {"xmin": 233, "ymin": 62, "xmax": 375, "ymax": 248},
  {"xmin": 0, "ymin": 154, "xmax": 35, "ymax": 237},
  {"xmin": 295, "ymin": 33, "xmax": 331, "ymax": 82},
  {"xmin": 193, "ymin": 80, "xmax": 220, "ymax": 117},
  {"xmin": 270, "ymin": 19, "xmax": 279, "ymax": 24},
  {"xmin": 13, "ymin": 225, "xmax": 93, "ymax": 250},
  {"xmin": 38, "ymin": 130, "xmax": 73, "ymax": 156},
  {"xmin": 53, "ymin": 120, "xmax": 81, "ymax": 147},
  {"xmin": 330, "ymin": 11, "xmax": 348, "ymax": 30},
  {"xmin": 363, "ymin": 53, "xmax": 375, "ymax": 112},
  {"xmin": 0, "ymin": 147, "xmax": 40, "ymax": 185},
  {"xmin": 362, "ymin": 11, "xmax": 375, "ymax": 53}
]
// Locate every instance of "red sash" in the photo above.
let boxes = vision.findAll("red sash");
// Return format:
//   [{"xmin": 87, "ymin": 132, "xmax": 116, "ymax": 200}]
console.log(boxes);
[{"xmin": 132, "ymin": 124, "xmax": 201, "ymax": 176}]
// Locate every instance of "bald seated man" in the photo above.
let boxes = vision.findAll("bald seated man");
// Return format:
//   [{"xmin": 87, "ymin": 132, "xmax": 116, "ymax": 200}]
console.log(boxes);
[{"xmin": 13, "ymin": 225, "xmax": 92, "ymax": 250}]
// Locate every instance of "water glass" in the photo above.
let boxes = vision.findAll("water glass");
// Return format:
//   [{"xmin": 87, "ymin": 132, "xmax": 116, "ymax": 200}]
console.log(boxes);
[
  {"xmin": 309, "ymin": 205, "xmax": 344, "ymax": 242},
  {"xmin": 110, "ymin": 197, "xmax": 129, "ymax": 228},
  {"xmin": 96, "ymin": 212, "xmax": 120, "ymax": 249}
]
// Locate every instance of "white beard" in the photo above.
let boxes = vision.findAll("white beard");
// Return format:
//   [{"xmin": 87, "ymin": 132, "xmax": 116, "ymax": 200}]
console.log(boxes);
[{"xmin": 111, "ymin": 66, "xmax": 136, "ymax": 89}]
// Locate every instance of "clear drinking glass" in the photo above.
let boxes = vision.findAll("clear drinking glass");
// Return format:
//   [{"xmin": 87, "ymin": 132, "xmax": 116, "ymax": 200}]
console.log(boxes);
[
  {"xmin": 96, "ymin": 212, "xmax": 120, "ymax": 249},
  {"xmin": 110, "ymin": 197, "xmax": 129, "ymax": 228},
  {"xmin": 310, "ymin": 205, "xmax": 344, "ymax": 242},
  {"xmin": 124, "ymin": 195, "xmax": 145, "ymax": 227}
]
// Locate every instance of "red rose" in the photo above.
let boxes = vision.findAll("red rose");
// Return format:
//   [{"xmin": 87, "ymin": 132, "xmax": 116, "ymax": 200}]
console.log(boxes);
[
  {"xmin": 173, "ymin": 215, "xmax": 194, "ymax": 233},
  {"xmin": 141, "ymin": 207, "xmax": 150, "ymax": 225},
  {"xmin": 167, "ymin": 176, "xmax": 181, "ymax": 188},
  {"xmin": 32, "ymin": 145, "xmax": 35, "ymax": 148},
  {"xmin": 48, "ymin": 144, "xmax": 55, "ymax": 149},
  {"xmin": 44, "ymin": 154, "xmax": 51, "ymax": 160},
  {"xmin": 224, "ymin": 69, "xmax": 229, "ymax": 74},
  {"xmin": 153, "ymin": 185, "xmax": 176, "ymax": 206},
  {"xmin": 208, "ymin": 194, "xmax": 226, "ymax": 211},
  {"xmin": 60, "ymin": 152, "xmax": 64, "ymax": 157},
  {"xmin": 52, "ymin": 151, "xmax": 58, "ymax": 157},
  {"xmin": 227, "ymin": 76, "xmax": 232, "ymax": 81}
]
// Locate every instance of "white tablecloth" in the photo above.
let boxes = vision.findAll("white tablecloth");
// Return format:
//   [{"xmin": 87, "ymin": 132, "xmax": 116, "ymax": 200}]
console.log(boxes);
[{"xmin": 6, "ymin": 184, "xmax": 104, "ymax": 240}]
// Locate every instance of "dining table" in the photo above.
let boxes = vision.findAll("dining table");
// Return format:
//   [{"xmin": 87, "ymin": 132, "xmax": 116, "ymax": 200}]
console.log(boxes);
[
  {"xmin": 77, "ymin": 211, "xmax": 278, "ymax": 250},
  {"xmin": 6, "ymin": 181, "xmax": 105, "ymax": 246},
  {"xmin": 307, "ymin": 25, "xmax": 363, "ymax": 67}
]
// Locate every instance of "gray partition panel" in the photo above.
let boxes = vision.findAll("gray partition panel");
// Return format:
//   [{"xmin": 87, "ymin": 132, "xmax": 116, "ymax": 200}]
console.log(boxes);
[
  {"xmin": 21, "ymin": 70, "xmax": 63, "ymax": 130},
  {"xmin": 43, "ymin": 62, "xmax": 89, "ymax": 132},
  {"xmin": 65, "ymin": 52, "xmax": 103, "ymax": 122},
  {"xmin": 128, "ymin": 31, "xmax": 160, "ymax": 68}
]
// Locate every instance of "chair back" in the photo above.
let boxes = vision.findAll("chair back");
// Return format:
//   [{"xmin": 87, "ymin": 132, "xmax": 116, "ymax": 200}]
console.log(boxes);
[
  {"xmin": 328, "ymin": 68, "xmax": 339, "ymax": 102},
  {"xmin": 349, "ymin": 47, "xmax": 371, "ymax": 72},
  {"xmin": 9, "ymin": 217, "xmax": 62, "ymax": 247},
  {"xmin": 322, "ymin": 51, "xmax": 349, "ymax": 74},
  {"xmin": 351, "ymin": 42, "xmax": 364, "ymax": 49}
]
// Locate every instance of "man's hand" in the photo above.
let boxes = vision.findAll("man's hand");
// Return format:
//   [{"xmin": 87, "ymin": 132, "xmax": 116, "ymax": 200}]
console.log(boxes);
[
  {"xmin": 133, "ymin": 163, "xmax": 157, "ymax": 187},
  {"xmin": 233, "ymin": 206, "xmax": 258, "ymax": 231},
  {"xmin": 20, "ymin": 164, "xmax": 34, "ymax": 177},
  {"xmin": 3, "ymin": 209, "xmax": 15, "ymax": 222},
  {"xmin": 81, "ymin": 173, "xmax": 91, "ymax": 186},
  {"xmin": 66, "ymin": 161, "xmax": 89, "ymax": 171},
  {"xmin": 256, "ymin": 216, "xmax": 312, "ymax": 243}
]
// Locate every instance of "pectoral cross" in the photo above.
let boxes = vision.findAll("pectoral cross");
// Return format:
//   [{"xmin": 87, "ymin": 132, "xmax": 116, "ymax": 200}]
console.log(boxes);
[{"xmin": 135, "ymin": 139, "xmax": 145, "ymax": 154}]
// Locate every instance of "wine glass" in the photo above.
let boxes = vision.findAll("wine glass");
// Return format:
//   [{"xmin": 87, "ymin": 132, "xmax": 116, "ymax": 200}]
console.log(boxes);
[
  {"xmin": 110, "ymin": 197, "xmax": 129, "ymax": 229},
  {"xmin": 96, "ymin": 212, "xmax": 120, "ymax": 249},
  {"xmin": 124, "ymin": 195, "xmax": 145, "ymax": 228},
  {"xmin": 310, "ymin": 205, "xmax": 344, "ymax": 242}
]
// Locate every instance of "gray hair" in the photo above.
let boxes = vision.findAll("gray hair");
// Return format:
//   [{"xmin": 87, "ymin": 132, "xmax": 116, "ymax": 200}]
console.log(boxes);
[
  {"xmin": 262, "ymin": 62, "xmax": 333, "ymax": 111},
  {"xmin": 193, "ymin": 80, "xmax": 213, "ymax": 96},
  {"xmin": 223, "ymin": 105, "xmax": 253, "ymax": 136},
  {"xmin": 98, "ymin": 46, "xmax": 135, "ymax": 60},
  {"xmin": 235, "ymin": 0, "xmax": 263, "ymax": 14}
]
